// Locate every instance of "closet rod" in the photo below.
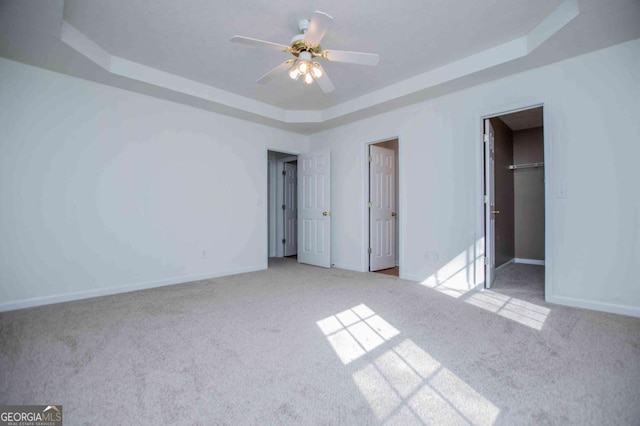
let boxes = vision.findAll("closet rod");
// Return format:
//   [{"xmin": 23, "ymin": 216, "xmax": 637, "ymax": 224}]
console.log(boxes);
[{"xmin": 509, "ymin": 162, "xmax": 544, "ymax": 170}]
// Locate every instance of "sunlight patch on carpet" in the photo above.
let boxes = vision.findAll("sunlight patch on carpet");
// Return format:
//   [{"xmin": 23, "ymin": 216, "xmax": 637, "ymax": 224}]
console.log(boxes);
[
  {"xmin": 316, "ymin": 304, "xmax": 399, "ymax": 364},
  {"xmin": 352, "ymin": 339, "xmax": 500, "ymax": 424},
  {"xmin": 419, "ymin": 241, "xmax": 484, "ymax": 298},
  {"xmin": 318, "ymin": 306, "xmax": 500, "ymax": 423},
  {"xmin": 416, "ymin": 241, "xmax": 549, "ymax": 331},
  {"xmin": 464, "ymin": 290, "xmax": 550, "ymax": 330}
]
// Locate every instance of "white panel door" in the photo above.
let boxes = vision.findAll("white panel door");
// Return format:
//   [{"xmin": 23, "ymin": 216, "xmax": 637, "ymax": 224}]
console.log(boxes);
[
  {"xmin": 485, "ymin": 119, "xmax": 496, "ymax": 288},
  {"xmin": 298, "ymin": 149, "xmax": 331, "ymax": 268},
  {"xmin": 369, "ymin": 145, "xmax": 396, "ymax": 271},
  {"xmin": 283, "ymin": 162, "xmax": 297, "ymax": 256}
]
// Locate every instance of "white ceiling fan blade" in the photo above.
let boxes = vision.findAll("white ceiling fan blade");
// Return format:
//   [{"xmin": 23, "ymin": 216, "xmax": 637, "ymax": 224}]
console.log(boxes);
[
  {"xmin": 256, "ymin": 61, "xmax": 292, "ymax": 84},
  {"xmin": 324, "ymin": 50, "xmax": 379, "ymax": 66},
  {"xmin": 304, "ymin": 11, "xmax": 333, "ymax": 46},
  {"xmin": 314, "ymin": 66, "xmax": 335, "ymax": 93},
  {"xmin": 230, "ymin": 36, "xmax": 289, "ymax": 52}
]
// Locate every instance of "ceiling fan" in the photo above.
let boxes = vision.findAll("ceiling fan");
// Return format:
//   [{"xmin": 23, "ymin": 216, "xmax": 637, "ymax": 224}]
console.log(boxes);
[{"xmin": 230, "ymin": 11, "xmax": 379, "ymax": 93}]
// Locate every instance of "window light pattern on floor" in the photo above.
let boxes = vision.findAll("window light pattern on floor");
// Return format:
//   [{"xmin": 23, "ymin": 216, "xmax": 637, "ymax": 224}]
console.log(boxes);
[
  {"xmin": 463, "ymin": 290, "xmax": 550, "ymax": 331},
  {"xmin": 318, "ymin": 304, "xmax": 500, "ymax": 424},
  {"xmin": 418, "ymin": 241, "xmax": 550, "ymax": 331},
  {"xmin": 316, "ymin": 303, "xmax": 400, "ymax": 364}
]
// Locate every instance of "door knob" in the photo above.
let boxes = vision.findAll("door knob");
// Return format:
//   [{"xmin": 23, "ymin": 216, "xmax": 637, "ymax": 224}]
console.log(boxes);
[
  {"xmin": 322, "ymin": 211, "xmax": 330, "ymax": 216},
  {"xmin": 391, "ymin": 212, "xmax": 397, "ymax": 217}
]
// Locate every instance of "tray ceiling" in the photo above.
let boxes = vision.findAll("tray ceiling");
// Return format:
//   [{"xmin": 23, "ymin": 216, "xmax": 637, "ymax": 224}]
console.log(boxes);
[{"xmin": 1, "ymin": 0, "xmax": 638, "ymax": 133}]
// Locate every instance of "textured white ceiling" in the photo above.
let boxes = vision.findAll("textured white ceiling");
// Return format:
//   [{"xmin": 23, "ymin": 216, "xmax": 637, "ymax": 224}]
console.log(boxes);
[
  {"xmin": 1, "ymin": 0, "xmax": 639, "ymax": 133},
  {"xmin": 62, "ymin": 0, "xmax": 562, "ymax": 110}
]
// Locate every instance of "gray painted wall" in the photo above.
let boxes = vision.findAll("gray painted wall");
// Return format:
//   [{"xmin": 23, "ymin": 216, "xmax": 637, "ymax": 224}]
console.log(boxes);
[{"xmin": 513, "ymin": 127, "xmax": 545, "ymax": 260}]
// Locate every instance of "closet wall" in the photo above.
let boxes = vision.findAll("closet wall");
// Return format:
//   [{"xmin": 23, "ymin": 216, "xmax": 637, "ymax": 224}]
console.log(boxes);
[
  {"xmin": 514, "ymin": 127, "xmax": 545, "ymax": 261},
  {"xmin": 490, "ymin": 117, "xmax": 544, "ymax": 268}
]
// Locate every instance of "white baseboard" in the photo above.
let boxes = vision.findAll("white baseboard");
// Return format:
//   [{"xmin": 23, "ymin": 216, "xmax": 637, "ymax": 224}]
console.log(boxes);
[
  {"xmin": 333, "ymin": 263, "xmax": 398, "ymax": 273},
  {"xmin": 547, "ymin": 294, "xmax": 640, "ymax": 318},
  {"xmin": 496, "ymin": 259, "xmax": 515, "ymax": 271},
  {"xmin": 0, "ymin": 265, "xmax": 266, "ymax": 313},
  {"xmin": 515, "ymin": 258, "xmax": 545, "ymax": 265},
  {"xmin": 398, "ymin": 272, "xmax": 422, "ymax": 282}
]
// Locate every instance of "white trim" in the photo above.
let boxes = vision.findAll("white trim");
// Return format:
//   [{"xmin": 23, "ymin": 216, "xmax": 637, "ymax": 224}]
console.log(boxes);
[
  {"xmin": 527, "ymin": 0, "xmax": 580, "ymax": 52},
  {"xmin": 478, "ymin": 102, "xmax": 551, "ymax": 296},
  {"xmin": 0, "ymin": 265, "xmax": 266, "ymax": 313},
  {"xmin": 62, "ymin": 21, "xmax": 288, "ymax": 123},
  {"xmin": 476, "ymin": 113, "xmax": 487, "ymax": 288},
  {"xmin": 399, "ymin": 273, "xmax": 423, "ymax": 282},
  {"xmin": 496, "ymin": 258, "xmax": 515, "ymax": 271},
  {"xmin": 279, "ymin": 156, "xmax": 298, "ymax": 163},
  {"xmin": 362, "ymin": 140, "xmax": 404, "ymax": 272},
  {"xmin": 547, "ymin": 295, "xmax": 640, "ymax": 318},
  {"xmin": 514, "ymin": 258, "xmax": 545, "ymax": 265},
  {"xmin": 266, "ymin": 148, "xmax": 300, "ymax": 264},
  {"xmin": 401, "ymin": 272, "xmax": 486, "ymax": 297},
  {"xmin": 275, "ymin": 159, "xmax": 286, "ymax": 258},
  {"xmin": 362, "ymin": 136, "xmax": 401, "ymax": 274},
  {"xmin": 268, "ymin": 154, "xmax": 279, "ymax": 257},
  {"xmin": 541, "ymin": 104, "xmax": 554, "ymax": 301},
  {"xmin": 278, "ymin": 157, "xmax": 298, "ymax": 258},
  {"xmin": 397, "ymin": 133, "xmax": 406, "ymax": 277}
]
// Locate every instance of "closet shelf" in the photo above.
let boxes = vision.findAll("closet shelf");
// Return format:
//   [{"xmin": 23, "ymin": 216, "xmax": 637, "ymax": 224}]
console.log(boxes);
[{"xmin": 509, "ymin": 162, "xmax": 544, "ymax": 170}]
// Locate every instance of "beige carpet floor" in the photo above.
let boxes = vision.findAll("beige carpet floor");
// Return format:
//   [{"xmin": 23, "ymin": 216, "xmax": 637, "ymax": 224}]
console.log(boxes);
[{"xmin": 1, "ymin": 259, "xmax": 639, "ymax": 424}]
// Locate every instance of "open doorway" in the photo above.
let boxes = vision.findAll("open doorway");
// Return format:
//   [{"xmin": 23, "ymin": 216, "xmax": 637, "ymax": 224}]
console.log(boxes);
[
  {"xmin": 368, "ymin": 139, "xmax": 399, "ymax": 276},
  {"xmin": 484, "ymin": 106, "xmax": 546, "ymax": 300},
  {"xmin": 267, "ymin": 150, "xmax": 298, "ymax": 265},
  {"xmin": 267, "ymin": 148, "xmax": 332, "ymax": 269}
]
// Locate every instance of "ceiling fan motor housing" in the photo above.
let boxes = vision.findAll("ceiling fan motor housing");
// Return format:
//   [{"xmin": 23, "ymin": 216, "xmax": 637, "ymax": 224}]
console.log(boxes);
[
  {"xmin": 290, "ymin": 33, "xmax": 306, "ymax": 45},
  {"xmin": 290, "ymin": 19, "xmax": 320, "ymax": 56},
  {"xmin": 298, "ymin": 19, "xmax": 310, "ymax": 33}
]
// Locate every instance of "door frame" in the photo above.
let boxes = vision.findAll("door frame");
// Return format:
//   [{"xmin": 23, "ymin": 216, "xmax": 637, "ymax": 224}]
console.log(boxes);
[
  {"xmin": 266, "ymin": 149, "xmax": 299, "ymax": 266},
  {"xmin": 369, "ymin": 144, "xmax": 397, "ymax": 271},
  {"xmin": 478, "ymin": 102, "xmax": 553, "ymax": 300},
  {"xmin": 276, "ymin": 156, "xmax": 298, "ymax": 257},
  {"xmin": 362, "ymin": 137, "xmax": 402, "ymax": 274},
  {"xmin": 484, "ymin": 119, "xmax": 496, "ymax": 288},
  {"xmin": 282, "ymin": 159, "xmax": 298, "ymax": 257}
]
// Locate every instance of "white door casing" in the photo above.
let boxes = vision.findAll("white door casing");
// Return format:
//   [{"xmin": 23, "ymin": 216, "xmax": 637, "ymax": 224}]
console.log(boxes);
[
  {"xmin": 369, "ymin": 145, "xmax": 396, "ymax": 271},
  {"xmin": 485, "ymin": 119, "xmax": 496, "ymax": 288},
  {"xmin": 283, "ymin": 162, "xmax": 297, "ymax": 256},
  {"xmin": 298, "ymin": 149, "xmax": 331, "ymax": 268}
]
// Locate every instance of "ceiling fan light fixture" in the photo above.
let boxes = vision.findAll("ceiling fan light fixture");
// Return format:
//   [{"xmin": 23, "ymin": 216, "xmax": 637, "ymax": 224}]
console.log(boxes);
[
  {"xmin": 289, "ymin": 67, "xmax": 300, "ymax": 80},
  {"xmin": 303, "ymin": 73, "xmax": 314, "ymax": 85},
  {"xmin": 311, "ymin": 63, "xmax": 323, "ymax": 78},
  {"xmin": 297, "ymin": 60, "xmax": 310, "ymax": 74},
  {"xmin": 231, "ymin": 11, "xmax": 378, "ymax": 94}
]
